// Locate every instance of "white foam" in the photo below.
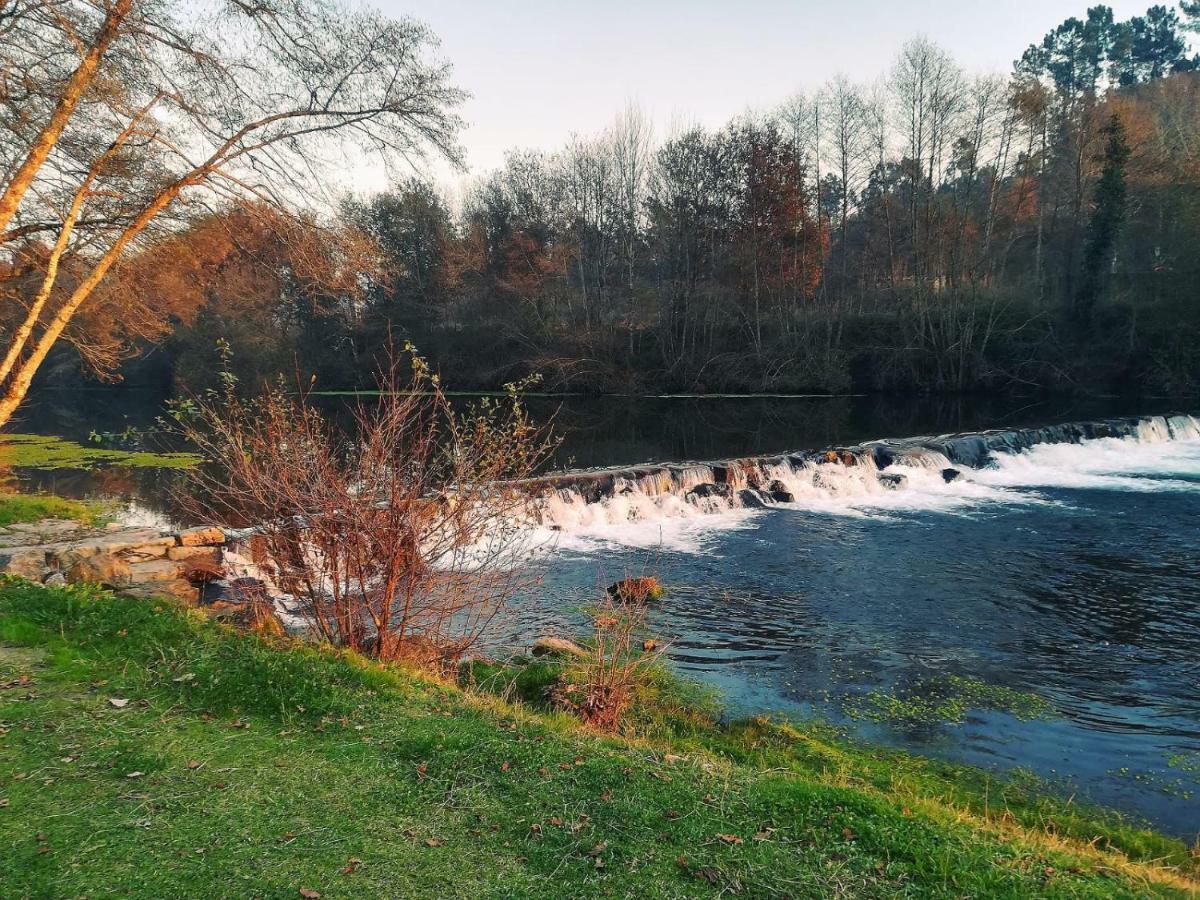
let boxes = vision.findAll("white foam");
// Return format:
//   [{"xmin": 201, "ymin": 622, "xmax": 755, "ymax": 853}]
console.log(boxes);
[
  {"xmin": 975, "ymin": 417, "xmax": 1200, "ymax": 493},
  {"xmin": 527, "ymin": 414, "xmax": 1200, "ymax": 554}
]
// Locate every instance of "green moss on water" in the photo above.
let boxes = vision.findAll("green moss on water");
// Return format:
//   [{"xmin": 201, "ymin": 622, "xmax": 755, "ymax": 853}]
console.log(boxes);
[
  {"xmin": 843, "ymin": 675, "xmax": 1054, "ymax": 726},
  {"xmin": 0, "ymin": 580, "xmax": 1194, "ymax": 898},
  {"xmin": 0, "ymin": 433, "xmax": 200, "ymax": 471}
]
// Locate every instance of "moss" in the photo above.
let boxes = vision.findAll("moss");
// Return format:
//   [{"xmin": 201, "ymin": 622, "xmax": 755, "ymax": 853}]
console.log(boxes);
[
  {"xmin": 842, "ymin": 674, "xmax": 1054, "ymax": 726},
  {"xmin": 0, "ymin": 492, "xmax": 108, "ymax": 527},
  {"xmin": 0, "ymin": 433, "xmax": 200, "ymax": 471}
]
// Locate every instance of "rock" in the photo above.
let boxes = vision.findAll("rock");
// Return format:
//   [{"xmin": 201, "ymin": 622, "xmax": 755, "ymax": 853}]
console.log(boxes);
[
  {"xmin": 167, "ymin": 545, "xmax": 222, "ymax": 565},
  {"xmin": 607, "ymin": 576, "xmax": 664, "ymax": 603},
  {"xmin": 737, "ymin": 488, "xmax": 770, "ymax": 508},
  {"xmin": 0, "ymin": 548, "xmax": 48, "ymax": 579},
  {"xmin": 878, "ymin": 473, "xmax": 908, "ymax": 490},
  {"xmin": 870, "ymin": 444, "xmax": 898, "ymax": 469},
  {"xmin": 127, "ymin": 558, "xmax": 184, "ymax": 583},
  {"xmin": 531, "ymin": 636, "xmax": 589, "ymax": 659},
  {"xmin": 66, "ymin": 553, "xmax": 131, "ymax": 588},
  {"xmin": 42, "ymin": 571, "xmax": 67, "ymax": 587},
  {"xmin": 687, "ymin": 483, "xmax": 732, "ymax": 499},
  {"xmin": 52, "ymin": 530, "xmax": 174, "ymax": 568},
  {"xmin": 176, "ymin": 526, "xmax": 225, "ymax": 547},
  {"xmin": 767, "ymin": 480, "xmax": 795, "ymax": 503},
  {"xmin": 941, "ymin": 468, "xmax": 963, "ymax": 483},
  {"xmin": 125, "ymin": 579, "xmax": 200, "ymax": 604}
]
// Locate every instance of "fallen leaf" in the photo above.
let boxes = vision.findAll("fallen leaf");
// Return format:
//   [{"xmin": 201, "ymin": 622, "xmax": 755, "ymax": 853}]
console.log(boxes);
[
  {"xmin": 716, "ymin": 833, "xmax": 743, "ymax": 845},
  {"xmin": 529, "ymin": 823, "xmax": 542, "ymax": 834},
  {"xmin": 108, "ymin": 698, "xmax": 130, "ymax": 709},
  {"xmin": 599, "ymin": 790, "xmax": 612, "ymax": 802},
  {"xmin": 423, "ymin": 838, "xmax": 445, "ymax": 848},
  {"xmin": 500, "ymin": 761, "xmax": 510, "ymax": 772},
  {"xmin": 547, "ymin": 816, "xmax": 563, "ymax": 827},
  {"xmin": 298, "ymin": 889, "xmax": 321, "ymax": 899},
  {"xmin": 186, "ymin": 760, "xmax": 201, "ymax": 770},
  {"xmin": 753, "ymin": 831, "xmax": 772, "ymax": 842},
  {"xmin": 642, "ymin": 639, "xmax": 657, "ymax": 652},
  {"xmin": 663, "ymin": 753, "xmax": 683, "ymax": 765},
  {"xmin": 172, "ymin": 673, "xmax": 195, "ymax": 683},
  {"xmin": 587, "ymin": 842, "xmax": 607, "ymax": 857},
  {"xmin": 340, "ymin": 857, "xmax": 361, "ymax": 875},
  {"xmin": 537, "ymin": 767, "xmax": 549, "ymax": 777},
  {"xmin": 842, "ymin": 827, "xmax": 856, "ymax": 841},
  {"xmin": 0, "ymin": 799, "xmax": 9, "ymax": 808},
  {"xmin": 573, "ymin": 756, "xmax": 585, "ymax": 766},
  {"xmin": 593, "ymin": 857, "xmax": 605, "ymax": 869},
  {"xmin": 664, "ymin": 809, "xmax": 680, "ymax": 819}
]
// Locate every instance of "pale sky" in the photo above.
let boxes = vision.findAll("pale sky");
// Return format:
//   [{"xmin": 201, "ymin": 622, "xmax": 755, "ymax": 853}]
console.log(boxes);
[{"xmin": 370, "ymin": 0, "xmax": 1168, "ymax": 185}]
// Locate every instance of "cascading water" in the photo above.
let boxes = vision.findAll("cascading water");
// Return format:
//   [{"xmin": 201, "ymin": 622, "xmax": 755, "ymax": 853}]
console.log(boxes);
[{"xmin": 528, "ymin": 413, "xmax": 1200, "ymax": 533}]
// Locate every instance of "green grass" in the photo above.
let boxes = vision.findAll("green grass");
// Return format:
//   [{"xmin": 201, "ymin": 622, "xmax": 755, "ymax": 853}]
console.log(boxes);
[
  {"xmin": 0, "ymin": 492, "xmax": 107, "ymax": 527},
  {"xmin": 0, "ymin": 579, "xmax": 1195, "ymax": 898},
  {"xmin": 0, "ymin": 433, "xmax": 200, "ymax": 470}
]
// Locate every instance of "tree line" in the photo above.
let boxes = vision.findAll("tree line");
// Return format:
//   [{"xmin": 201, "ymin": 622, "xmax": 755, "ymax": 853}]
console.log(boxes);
[{"xmin": 6, "ymin": 2, "xmax": 1200, "ymax": 415}]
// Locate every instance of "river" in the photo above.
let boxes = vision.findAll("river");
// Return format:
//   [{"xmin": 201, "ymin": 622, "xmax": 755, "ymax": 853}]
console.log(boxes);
[{"xmin": 9, "ymin": 388, "xmax": 1200, "ymax": 838}]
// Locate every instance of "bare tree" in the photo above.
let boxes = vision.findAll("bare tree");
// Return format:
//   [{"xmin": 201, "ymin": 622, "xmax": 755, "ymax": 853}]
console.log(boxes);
[{"xmin": 0, "ymin": 0, "xmax": 464, "ymax": 425}]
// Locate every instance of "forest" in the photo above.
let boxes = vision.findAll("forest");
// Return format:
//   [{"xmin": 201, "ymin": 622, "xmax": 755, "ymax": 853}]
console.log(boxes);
[{"xmin": 10, "ymin": 2, "xmax": 1200, "ymax": 403}]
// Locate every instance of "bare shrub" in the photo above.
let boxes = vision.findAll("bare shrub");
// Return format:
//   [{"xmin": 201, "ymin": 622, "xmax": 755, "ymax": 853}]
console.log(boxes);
[
  {"xmin": 173, "ymin": 345, "xmax": 556, "ymax": 671},
  {"xmin": 550, "ymin": 577, "xmax": 665, "ymax": 731}
]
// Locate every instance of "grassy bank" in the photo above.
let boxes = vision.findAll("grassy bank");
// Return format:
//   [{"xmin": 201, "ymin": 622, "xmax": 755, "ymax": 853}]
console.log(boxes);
[
  {"xmin": 0, "ymin": 579, "xmax": 1195, "ymax": 898},
  {"xmin": 0, "ymin": 493, "xmax": 106, "ymax": 528}
]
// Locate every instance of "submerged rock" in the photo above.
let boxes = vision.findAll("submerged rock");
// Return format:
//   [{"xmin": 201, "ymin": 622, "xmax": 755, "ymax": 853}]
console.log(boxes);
[
  {"xmin": 941, "ymin": 468, "xmax": 963, "ymax": 483},
  {"xmin": 878, "ymin": 473, "xmax": 908, "ymax": 490},
  {"xmin": 607, "ymin": 576, "xmax": 664, "ymax": 602}
]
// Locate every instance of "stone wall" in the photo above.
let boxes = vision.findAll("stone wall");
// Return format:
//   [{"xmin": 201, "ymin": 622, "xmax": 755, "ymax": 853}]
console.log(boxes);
[{"xmin": 0, "ymin": 521, "xmax": 232, "ymax": 605}]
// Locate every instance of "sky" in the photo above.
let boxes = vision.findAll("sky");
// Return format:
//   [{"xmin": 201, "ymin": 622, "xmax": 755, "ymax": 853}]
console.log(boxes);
[{"xmin": 370, "ymin": 0, "xmax": 1161, "ymax": 186}]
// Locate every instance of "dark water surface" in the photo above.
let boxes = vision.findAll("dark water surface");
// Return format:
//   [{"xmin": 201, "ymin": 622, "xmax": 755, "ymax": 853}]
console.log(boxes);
[{"xmin": 10, "ymin": 387, "xmax": 1200, "ymax": 838}]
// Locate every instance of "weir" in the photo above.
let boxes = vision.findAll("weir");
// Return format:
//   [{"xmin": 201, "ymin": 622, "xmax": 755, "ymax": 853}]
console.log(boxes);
[{"xmin": 524, "ymin": 413, "xmax": 1200, "ymax": 529}]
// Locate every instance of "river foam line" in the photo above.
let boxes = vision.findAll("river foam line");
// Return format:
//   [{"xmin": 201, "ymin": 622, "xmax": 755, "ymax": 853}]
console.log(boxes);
[{"xmin": 526, "ymin": 413, "xmax": 1200, "ymax": 552}]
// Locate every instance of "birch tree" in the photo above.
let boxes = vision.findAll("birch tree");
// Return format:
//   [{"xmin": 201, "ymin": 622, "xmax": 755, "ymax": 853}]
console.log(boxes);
[{"xmin": 0, "ymin": 0, "xmax": 463, "ymax": 425}]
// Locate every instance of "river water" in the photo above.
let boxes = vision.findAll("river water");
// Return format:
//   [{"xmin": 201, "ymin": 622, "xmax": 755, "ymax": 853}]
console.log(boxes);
[{"xmin": 10, "ymin": 388, "xmax": 1200, "ymax": 838}]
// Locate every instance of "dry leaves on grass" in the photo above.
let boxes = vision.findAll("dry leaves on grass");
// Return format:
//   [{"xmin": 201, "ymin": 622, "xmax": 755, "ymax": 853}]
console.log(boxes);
[{"xmin": 715, "ymin": 833, "xmax": 743, "ymax": 845}]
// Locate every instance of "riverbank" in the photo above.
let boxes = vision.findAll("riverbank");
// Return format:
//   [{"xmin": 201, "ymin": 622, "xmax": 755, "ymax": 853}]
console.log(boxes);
[{"xmin": 0, "ymin": 579, "xmax": 1195, "ymax": 898}]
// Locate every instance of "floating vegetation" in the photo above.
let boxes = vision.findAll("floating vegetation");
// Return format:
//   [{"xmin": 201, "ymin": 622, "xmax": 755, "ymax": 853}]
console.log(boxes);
[
  {"xmin": 843, "ymin": 674, "xmax": 1054, "ymax": 726},
  {"xmin": 0, "ymin": 433, "xmax": 201, "ymax": 471}
]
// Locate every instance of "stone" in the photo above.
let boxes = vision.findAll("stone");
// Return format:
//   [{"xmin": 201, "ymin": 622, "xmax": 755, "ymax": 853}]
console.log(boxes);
[
  {"xmin": 176, "ymin": 526, "xmax": 225, "ymax": 547},
  {"xmin": 767, "ymin": 480, "xmax": 795, "ymax": 503},
  {"xmin": 941, "ymin": 468, "xmax": 963, "ymax": 483},
  {"xmin": 127, "ymin": 558, "xmax": 184, "ymax": 583},
  {"xmin": 42, "ymin": 572, "xmax": 67, "ymax": 587},
  {"xmin": 687, "ymin": 483, "xmax": 732, "ymax": 499},
  {"xmin": 125, "ymin": 580, "xmax": 200, "ymax": 604},
  {"xmin": 52, "ymin": 530, "xmax": 175, "ymax": 568},
  {"xmin": 66, "ymin": 554, "xmax": 132, "ymax": 588},
  {"xmin": 737, "ymin": 488, "xmax": 769, "ymax": 508},
  {"xmin": 167, "ymin": 545, "xmax": 222, "ymax": 564},
  {"xmin": 0, "ymin": 548, "xmax": 48, "ymax": 579},
  {"xmin": 878, "ymin": 473, "xmax": 908, "ymax": 490},
  {"xmin": 531, "ymin": 636, "xmax": 589, "ymax": 658}
]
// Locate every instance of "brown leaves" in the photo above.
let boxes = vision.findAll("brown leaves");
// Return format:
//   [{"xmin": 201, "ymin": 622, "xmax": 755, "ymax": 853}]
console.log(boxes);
[
  {"xmin": 340, "ymin": 857, "xmax": 362, "ymax": 875},
  {"xmin": 108, "ymin": 698, "xmax": 130, "ymax": 709},
  {"xmin": 841, "ymin": 826, "xmax": 856, "ymax": 841},
  {"xmin": 715, "ymin": 833, "xmax": 743, "ymax": 845},
  {"xmin": 423, "ymin": 837, "xmax": 445, "ymax": 848},
  {"xmin": 298, "ymin": 889, "xmax": 320, "ymax": 899}
]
